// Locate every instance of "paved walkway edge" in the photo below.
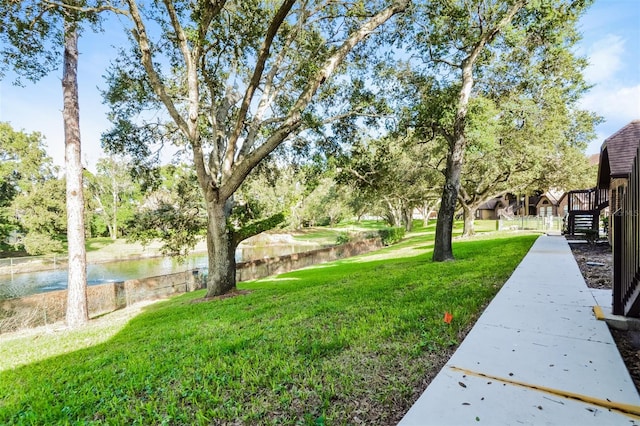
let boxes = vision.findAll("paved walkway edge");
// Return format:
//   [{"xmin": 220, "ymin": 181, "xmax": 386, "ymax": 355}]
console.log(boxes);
[{"xmin": 399, "ymin": 234, "xmax": 640, "ymax": 425}]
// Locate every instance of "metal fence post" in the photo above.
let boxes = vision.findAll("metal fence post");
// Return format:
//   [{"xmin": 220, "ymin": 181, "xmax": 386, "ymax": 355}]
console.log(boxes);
[{"xmin": 613, "ymin": 212, "xmax": 623, "ymax": 315}]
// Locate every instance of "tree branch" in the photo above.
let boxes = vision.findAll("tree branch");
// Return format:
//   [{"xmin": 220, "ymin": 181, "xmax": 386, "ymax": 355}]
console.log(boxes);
[
  {"xmin": 219, "ymin": 0, "xmax": 410, "ymax": 201},
  {"xmin": 162, "ymin": 0, "xmax": 198, "ymax": 136},
  {"xmin": 223, "ymin": 0, "xmax": 297, "ymax": 176},
  {"xmin": 27, "ymin": 3, "xmax": 57, "ymax": 29},
  {"xmin": 238, "ymin": 3, "xmax": 314, "ymax": 160},
  {"xmin": 321, "ymin": 109, "xmax": 390, "ymax": 126},
  {"xmin": 125, "ymin": 0, "xmax": 189, "ymax": 136},
  {"xmin": 232, "ymin": 212, "xmax": 285, "ymax": 246},
  {"xmin": 428, "ymin": 44, "xmax": 459, "ymax": 68},
  {"xmin": 464, "ymin": 0, "xmax": 525, "ymax": 68},
  {"xmin": 42, "ymin": 0, "xmax": 129, "ymax": 16}
]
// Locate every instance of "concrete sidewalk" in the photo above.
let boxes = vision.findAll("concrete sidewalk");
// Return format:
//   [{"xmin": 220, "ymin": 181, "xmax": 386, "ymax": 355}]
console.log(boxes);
[{"xmin": 400, "ymin": 234, "xmax": 640, "ymax": 425}]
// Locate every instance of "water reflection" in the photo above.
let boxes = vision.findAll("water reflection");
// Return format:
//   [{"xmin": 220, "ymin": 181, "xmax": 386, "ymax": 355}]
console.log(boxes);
[{"xmin": 0, "ymin": 243, "xmax": 321, "ymax": 300}]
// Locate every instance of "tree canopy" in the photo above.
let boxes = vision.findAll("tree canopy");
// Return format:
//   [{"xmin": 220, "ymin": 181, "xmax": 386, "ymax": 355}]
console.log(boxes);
[
  {"xmin": 0, "ymin": 122, "xmax": 64, "ymax": 253},
  {"xmin": 97, "ymin": 0, "xmax": 409, "ymax": 296},
  {"xmin": 86, "ymin": 156, "xmax": 141, "ymax": 240},
  {"xmin": 401, "ymin": 0, "xmax": 595, "ymax": 259},
  {"xmin": 339, "ymin": 133, "xmax": 442, "ymax": 231}
]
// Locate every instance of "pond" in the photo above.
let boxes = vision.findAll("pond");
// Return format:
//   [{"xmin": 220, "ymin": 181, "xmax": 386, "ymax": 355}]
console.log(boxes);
[{"xmin": 0, "ymin": 243, "xmax": 321, "ymax": 300}]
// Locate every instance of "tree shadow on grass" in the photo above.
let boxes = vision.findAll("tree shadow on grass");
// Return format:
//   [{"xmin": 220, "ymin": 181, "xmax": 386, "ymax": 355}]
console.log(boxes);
[{"xmin": 85, "ymin": 237, "xmax": 116, "ymax": 252}]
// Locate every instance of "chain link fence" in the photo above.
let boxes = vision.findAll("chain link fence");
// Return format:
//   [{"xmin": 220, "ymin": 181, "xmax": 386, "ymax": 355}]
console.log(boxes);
[
  {"xmin": 497, "ymin": 215, "xmax": 563, "ymax": 232},
  {"xmin": 0, "ymin": 255, "xmax": 68, "ymax": 275}
]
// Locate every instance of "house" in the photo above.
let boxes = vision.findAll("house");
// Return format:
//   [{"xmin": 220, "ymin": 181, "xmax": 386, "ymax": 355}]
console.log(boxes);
[
  {"xmin": 559, "ymin": 127, "xmax": 638, "ymax": 236},
  {"xmin": 477, "ymin": 190, "xmax": 569, "ymax": 220},
  {"xmin": 594, "ymin": 120, "xmax": 640, "ymax": 317},
  {"xmin": 597, "ymin": 120, "xmax": 640, "ymax": 218},
  {"xmin": 476, "ymin": 197, "xmax": 510, "ymax": 220},
  {"xmin": 535, "ymin": 189, "xmax": 567, "ymax": 217}
]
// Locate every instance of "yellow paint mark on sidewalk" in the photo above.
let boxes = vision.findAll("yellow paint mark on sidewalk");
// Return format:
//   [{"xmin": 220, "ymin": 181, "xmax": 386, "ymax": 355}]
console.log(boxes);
[
  {"xmin": 593, "ymin": 305, "xmax": 605, "ymax": 320},
  {"xmin": 450, "ymin": 365, "xmax": 640, "ymax": 419}
]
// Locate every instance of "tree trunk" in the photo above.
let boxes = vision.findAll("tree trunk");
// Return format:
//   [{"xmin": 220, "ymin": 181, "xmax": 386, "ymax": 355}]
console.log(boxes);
[
  {"xmin": 433, "ymin": 54, "xmax": 475, "ymax": 262},
  {"xmin": 402, "ymin": 205, "xmax": 413, "ymax": 232},
  {"xmin": 421, "ymin": 202, "xmax": 430, "ymax": 228},
  {"xmin": 205, "ymin": 198, "xmax": 236, "ymax": 297},
  {"xmin": 63, "ymin": 20, "xmax": 88, "ymax": 328},
  {"xmin": 433, "ymin": 147, "xmax": 463, "ymax": 261},
  {"xmin": 111, "ymin": 183, "xmax": 118, "ymax": 240},
  {"xmin": 431, "ymin": 0, "xmax": 526, "ymax": 260},
  {"xmin": 461, "ymin": 203, "xmax": 476, "ymax": 237},
  {"xmin": 421, "ymin": 200, "xmax": 438, "ymax": 228},
  {"xmin": 384, "ymin": 198, "xmax": 403, "ymax": 227}
]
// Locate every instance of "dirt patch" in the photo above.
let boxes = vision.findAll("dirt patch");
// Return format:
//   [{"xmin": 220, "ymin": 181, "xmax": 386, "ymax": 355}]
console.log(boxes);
[
  {"xmin": 610, "ymin": 328, "xmax": 640, "ymax": 392},
  {"xmin": 190, "ymin": 289, "xmax": 252, "ymax": 304},
  {"xmin": 569, "ymin": 242, "xmax": 612, "ymax": 290},
  {"xmin": 568, "ymin": 240, "xmax": 640, "ymax": 392}
]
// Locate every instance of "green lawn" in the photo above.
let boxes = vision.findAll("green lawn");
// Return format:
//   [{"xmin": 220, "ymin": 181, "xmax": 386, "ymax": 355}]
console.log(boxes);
[{"xmin": 0, "ymin": 230, "xmax": 537, "ymax": 425}]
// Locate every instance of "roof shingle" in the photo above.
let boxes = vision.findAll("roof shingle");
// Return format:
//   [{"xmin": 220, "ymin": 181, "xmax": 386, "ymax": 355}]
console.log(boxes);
[{"xmin": 601, "ymin": 120, "xmax": 640, "ymax": 178}]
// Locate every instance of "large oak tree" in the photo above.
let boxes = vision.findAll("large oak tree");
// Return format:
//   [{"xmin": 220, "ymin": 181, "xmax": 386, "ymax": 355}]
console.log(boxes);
[
  {"xmin": 100, "ymin": 0, "xmax": 409, "ymax": 297},
  {"xmin": 457, "ymin": 90, "xmax": 599, "ymax": 236}
]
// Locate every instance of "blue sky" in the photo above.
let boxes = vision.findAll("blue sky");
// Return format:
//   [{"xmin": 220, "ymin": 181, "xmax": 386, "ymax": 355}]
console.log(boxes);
[
  {"xmin": 577, "ymin": 0, "xmax": 640, "ymax": 151},
  {"xmin": 0, "ymin": 0, "xmax": 639, "ymax": 171}
]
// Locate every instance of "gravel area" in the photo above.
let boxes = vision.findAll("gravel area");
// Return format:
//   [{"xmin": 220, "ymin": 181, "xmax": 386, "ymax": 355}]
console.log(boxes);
[{"xmin": 569, "ymin": 240, "xmax": 640, "ymax": 393}]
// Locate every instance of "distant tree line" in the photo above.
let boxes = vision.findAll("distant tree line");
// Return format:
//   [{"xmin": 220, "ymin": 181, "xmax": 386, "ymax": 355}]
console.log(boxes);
[{"xmin": 0, "ymin": 116, "xmax": 596, "ymax": 258}]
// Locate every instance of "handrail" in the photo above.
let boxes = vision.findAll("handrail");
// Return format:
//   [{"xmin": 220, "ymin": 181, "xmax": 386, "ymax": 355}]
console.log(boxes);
[{"xmin": 567, "ymin": 187, "xmax": 608, "ymax": 213}]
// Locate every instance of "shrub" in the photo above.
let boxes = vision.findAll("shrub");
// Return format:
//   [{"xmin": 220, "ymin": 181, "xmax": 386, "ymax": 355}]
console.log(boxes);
[
  {"xmin": 378, "ymin": 227, "xmax": 405, "ymax": 246},
  {"xmin": 336, "ymin": 232, "xmax": 351, "ymax": 245},
  {"xmin": 576, "ymin": 228, "xmax": 599, "ymax": 245},
  {"xmin": 584, "ymin": 229, "xmax": 599, "ymax": 245},
  {"xmin": 21, "ymin": 233, "xmax": 64, "ymax": 255}
]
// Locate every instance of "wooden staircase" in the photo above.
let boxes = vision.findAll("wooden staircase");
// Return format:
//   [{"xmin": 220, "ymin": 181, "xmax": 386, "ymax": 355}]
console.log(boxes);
[
  {"xmin": 564, "ymin": 188, "xmax": 609, "ymax": 236},
  {"xmin": 567, "ymin": 213, "xmax": 598, "ymax": 235}
]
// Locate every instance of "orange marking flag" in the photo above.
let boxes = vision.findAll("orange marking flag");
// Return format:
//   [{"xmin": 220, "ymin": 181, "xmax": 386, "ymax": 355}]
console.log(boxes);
[{"xmin": 443, "ymin": 312, "xmax": 453, "ymax": 324}]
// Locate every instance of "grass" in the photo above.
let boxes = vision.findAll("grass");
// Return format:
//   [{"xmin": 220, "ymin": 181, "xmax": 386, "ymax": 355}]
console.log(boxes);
[
  {"xmin": 289, "ymin": 227, "xmax": 344, "ymax": 245},
  {"xmin": 0, "ymin": 227, "xmax": 537, "ymax": 424},
  {"xmin": 287, "ymin": 220, "xmax": 387, "ymax": 245},
  {"xmin": 85, "ymin": 237, "xmax": 117, "ymax": 252},
  {"xmin": 469, "ymin": 219, "xmax": 500, "ymax": 233}
]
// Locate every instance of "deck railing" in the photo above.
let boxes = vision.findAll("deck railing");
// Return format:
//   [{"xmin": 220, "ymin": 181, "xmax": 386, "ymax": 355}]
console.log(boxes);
[
  {"xmin": 612, "ymin": 144, "xmax": 640, "ymax": 317},
  {"xmin": 567, "ymin": 187, "xmax": 609, "ymax": 212}
]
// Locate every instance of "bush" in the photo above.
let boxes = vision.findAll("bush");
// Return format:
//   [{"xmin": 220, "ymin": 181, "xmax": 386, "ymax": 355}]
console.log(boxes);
[
  {"xmin": 21, "ymin": 233, "xmax": 64, "ymax": 255},
  {"xmin": 378, "ymin": 227, "xmax": 405, "ymax": 246},
  {"xmin": 576, "ymin": 228, "xmax": 599, "ymax": 245},
  {"xmin": 336, "ymin": 232, "xmax": 352, "ymax": 245}
]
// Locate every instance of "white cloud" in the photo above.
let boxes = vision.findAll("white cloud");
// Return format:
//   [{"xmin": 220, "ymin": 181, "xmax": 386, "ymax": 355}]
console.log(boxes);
[
  {"xmin": 578, "ymin": 28, "xmax": 640, "ymax": 154},
  {"xmin": 584, "ymin": 34, "xmax": 625, "ymax": 84},
  {"xmin": 581, "ymin": 84, "xmax": 640, "ymax": 120},
  {"xmin": 581, "ymin": 85, "xmax": 640, "ymax": 154}
]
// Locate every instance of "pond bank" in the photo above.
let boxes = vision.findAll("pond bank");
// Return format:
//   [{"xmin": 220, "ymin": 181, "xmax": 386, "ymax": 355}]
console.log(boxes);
[
  {"xmin": 0, "ymin": 240, "xmax": 207, "ymax": 276},
  {"xmin": 0, "ymin": 237, "xmax": 382, "ymax": 334}
]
